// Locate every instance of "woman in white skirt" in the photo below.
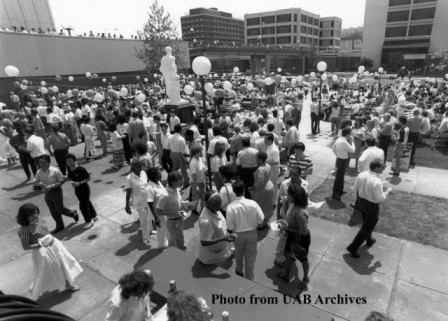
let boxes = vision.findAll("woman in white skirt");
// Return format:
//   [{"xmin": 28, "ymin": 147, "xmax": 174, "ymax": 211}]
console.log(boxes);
[
  {"xmin": 145, "ymin": 166, "xmax": 168, "ymax": 249},
  {"xmin": 17, "ymin": 203, "xmax": 83, "ymax": 300}
]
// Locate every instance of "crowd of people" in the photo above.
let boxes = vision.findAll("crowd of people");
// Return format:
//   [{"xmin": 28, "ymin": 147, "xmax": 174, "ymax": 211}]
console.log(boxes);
[{"xmin": 2, "ymin": 69, "xmax": 448, "ymax": 320}]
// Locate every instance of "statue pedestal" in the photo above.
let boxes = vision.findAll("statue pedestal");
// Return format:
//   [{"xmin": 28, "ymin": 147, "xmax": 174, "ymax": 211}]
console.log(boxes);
[{"xmin": 163, "ymin": 102, "xmax": 195, "ymax": 124}]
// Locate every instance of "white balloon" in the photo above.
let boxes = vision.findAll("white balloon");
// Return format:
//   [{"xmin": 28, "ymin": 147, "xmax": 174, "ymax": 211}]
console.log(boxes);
[
  {"xmin": 40, "ymin": 81, "xmax": 47, "ymax": 87},
  {"xmin": 281, "ymin": 76, "xmax": 287, "ymax": 83},
  {"xmin": 398, "ymin": 95, "xmax": 406, "ymax": 103},
  {"xmin": 41, "ymin": 87, "xmax": 48, "ymax": 94},
  {"xmin": 153, "ymin": 73, "xmax": 158, "ymax": 78},
  {"xmin": 20, "ymin": 84, "xmax": 27, "ymax": 90},
  {"xmin": 144, "ymin": 78, "xmax": 148, "ymax": 83},
  {"xmin": 184, "ymin": 85, "xmax": 194, "ymax": 95},
  {"xmin": 213, "ymin": 73, "xmax": 218, "ymax": 78},
  {"xmin": 223, "ymin": 81, "xmax": 232, "ymax": 91},
  {"xmin": 332, "ymin": 75, "xmax": 338, "ymax": 82},
  {"xmin": 378, "ymin": 67, "xmax": 384, "ymax": 73},
  {"xmin": 445, "ymin": 73, "xmax": 448, "ymax": 80},
  {"xmin": 136, "ymin": 93, "xmax": 146, "ymax": 102},
  {"xmin": 66, "ymin": 89, "xmax": 72, "ymax": 97},
  {"xmin": 264, "ymin": 77, "xmax": 273, "ymax": 86},
  {"xmin": 52, "ymin": 86, "xmax": 59, "ymax": 93},
  {"xmin": 277, "ymin": 68, "xmax": 282, "ymax": 72},
  {"xmin": 317, "ymin": 61, "xmax": 327, "ymax": 72},
  {"xmin": 120, "ymin": 87, "xmax": 128, "ymax": 96},
  {"xmin": 297, "ymin": 75, "xmax": 303, "ymax": 82},
  {"xmin": 102, "ymin": 78, "xmax": 107, "ymax": 83},
  {"xmin": 321, "ymin": 73, "xmax": 328, "ymax": 81},
  {"xmin": 85, "ymin": 72, "xmax": 91, "ymax": 78},
  {"xmin": 4, "ymin": 65, "xmax": 19, "ymax": 77},
  {"xmin": 233, "ymin": 67, "xmax": 240, "ymax": 73},
  {"xmin": 310, "ymin": 72, "xmax": 316, "ymax": 78},
  {"xmin": 358, "ymin": 65, "xmax": 365, "ymax": 73},
  {"xmin": 246, "ymin": 83, "xmax": 254, "ymax": 91},
  {"xmin": 68, "ymin": 76, "xmax": 74, "ymax": 82}
]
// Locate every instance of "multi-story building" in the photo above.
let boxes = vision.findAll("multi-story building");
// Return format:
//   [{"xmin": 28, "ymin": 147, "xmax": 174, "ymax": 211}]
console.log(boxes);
[
  {"xmin": 319, "ymin": 17, "xmax": 342, "ymax": 50},
  {"xmin": 244, "ymin": 9, "xmax": 320, "ymax": 48},
  {"xmin": 361, "ymin": 0, "xmax": 448, "ymax": 70},
  {"xmin": 340, "ymin": 27, "xmax": 363, "ymax": 53},
  {"xmin": 181, "ymin": 8, "xmax": 244, "ymax": 45}
]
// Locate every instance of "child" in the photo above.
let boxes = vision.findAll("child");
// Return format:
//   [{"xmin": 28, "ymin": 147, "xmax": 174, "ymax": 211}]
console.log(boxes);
[
  {"xmin": 79, "ymin": 115, "xmax": 96, "ymax": 160},
  {"xmin": 110, "ymin": 123, "xmax": 125, "ymax": 169},
  {"xmin": 210, "ymin": 141, "xmax": 227, "ymax": 192},
  {"xmin": 189, "ymin": 145, "xmax": 206, "ymax": 214},
  {"xmin": 288, "ymin": 142, "xmax": 313, "ymax": 180}
]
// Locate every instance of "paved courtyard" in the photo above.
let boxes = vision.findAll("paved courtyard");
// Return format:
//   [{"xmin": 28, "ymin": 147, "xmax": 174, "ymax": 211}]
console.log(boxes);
[{"xmin": 0, "ymin": 102, "xmax": 447, "ymax": 320}]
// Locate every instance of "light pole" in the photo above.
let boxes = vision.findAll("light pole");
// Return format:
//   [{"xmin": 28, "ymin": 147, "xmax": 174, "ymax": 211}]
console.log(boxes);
[
  {"xmin": 317, "ymin": 61, "xmax": 327, "ymax": 116},
  {"xmin": 192, "ymin": 56, "xmax": 213, "ymax": 191}
]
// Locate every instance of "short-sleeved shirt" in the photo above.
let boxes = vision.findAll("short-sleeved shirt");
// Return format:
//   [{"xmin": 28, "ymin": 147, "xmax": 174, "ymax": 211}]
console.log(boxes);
[
  {"xmin": 18, "ymin": 217, "xmax": 48, "ymax": 245},
  {"xmin": 147, "ymin": 181, "xmax": 167, "ymax": 203},
  {"xmin": 67, "ymin": 165, "xmax": 90, "ymax": 191},
  {"xmin": 35, "ymin": 165, "xmax": 64, "ymax": 187},
  {"xmin": 236, "ymin": 147, "xmax": 258, "ymax": 168},
  {"xmin": 125, "ymin": 171, "xmax": 148, "ymax": 210},
  {"xmin": 288, "ymin": 154, "xmax": 313, "ymax": 178},
  {"xmin": 156, "ymin": 186, "xmax": 182, "ymax": 218}
]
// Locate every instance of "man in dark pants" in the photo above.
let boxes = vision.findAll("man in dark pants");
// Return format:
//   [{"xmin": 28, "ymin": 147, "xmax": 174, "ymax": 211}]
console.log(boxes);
[
  {"xmin": 160, "ymin": 122, "xmax": 173, "ymax": 173},
  {"xmin": 34, "ymin": 154, "xmax": 78, "ymax": 234},
  {"xmin": 347, "ymin": 159, "xmax": 392, "ymax": 258},
  {"xmin": 236, "ymin": 137, "xmax": 259, "ymax": 199},
  {"xmin": 66, "ymin": 153, "xmax": 98, "ymax": 229},
  {"xmin": 331, "ymin": 127, "xmax": 355, "ymax": 201},
  {"xmin": 47, "ymin": 124, "xmax": 70, "ymax": 175},
  {"xmin": 10, "ymin": 124, "xmax": 37, "ymax": 180}
]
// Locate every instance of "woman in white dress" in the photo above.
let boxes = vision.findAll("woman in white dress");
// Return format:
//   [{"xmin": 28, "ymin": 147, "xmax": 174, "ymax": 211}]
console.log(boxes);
[
  {"xmin": 105, "ymin": 270, "xmax": 154, "ymax": 321},
  {"xmin": 146, "ymin": 166, "xmax": 168, "ymax": 249},
  {"xmin": 17, "ymin": 203, "xmax": 82, "ymax": 300}
]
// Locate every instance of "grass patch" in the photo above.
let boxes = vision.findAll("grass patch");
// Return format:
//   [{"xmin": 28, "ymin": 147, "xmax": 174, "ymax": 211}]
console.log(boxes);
[
  {"xmin": 309, "ymin": 176, "xmax": 448, "ymax": 250},
  {"xmin": 387, "ymin": 143, "xmax": 448, "ymax": 170}
]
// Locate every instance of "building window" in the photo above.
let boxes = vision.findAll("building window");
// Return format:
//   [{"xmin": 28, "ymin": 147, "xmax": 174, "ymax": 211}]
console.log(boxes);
[
  {"xmin": 411, "ymin": 7, "xmax": 436, "ymax": 20},
  {"xmin": 389, "ymin": 0, "xmax": 412, "ymax": 6},
  {"xmin": 262, "ymin": 26, "xmax": 275, "ymax": 35},
  {"xmin": 387, "ymin": 10, "xmax": 410, "ymax": 22},
  {"xmin": 413, "ymin": 0, "xmax": 436, "ymax": 3},
  {"xmin": 300, "ymin": 36, "xmax": 306, "ymax": 44},
  {"xmin": 408, "ymin": 24, "xmax": 433, "ymax": 36},
  {"xmin": 276, "ymin": 36, "xmax": 291, "ymax": 44},
  {"xmin": 314, "ymin": 18, "xmax": 319, "ymax": 26},
  {"xmin": 301, "ymin": 25, "xmax": 306, "ymax": 33},
  {"xmin": 307, "ymin": 17, "xmax": 314, "ymax": 24},
  {"xmin": 301, "ymin": 15, "xmax": 307, "ymax": 23},
  {"xmin": 276, "ymin": 25, "xmax": 291, "ymax": 34},
  {"xmin": 276, "ymin": 14, "xmax": 291, "ymax": 23},
  {"xmin": 331, "ymin": 21, "xmax": 334, "ymax": 27},
  {"xmin": 294, "ymin": 25, "xmax": 297, "ymax": 33},
  {"xmin": 294, "ymin": 14, "xmax": 297, "ymax": 22},
  {"xmin": 321, "ymin": 21, "xmax": 332, "ymax": 28},
  {"xmin": 247, "ymin": 17, "xmax": 260, "ymax": 25},
  {"xmin": 247, "ymin": 28, "xmax": 260, "ymax": 36},
  {"xmin": 385, "ymin": 26, "xmax": 407, "ymax": 37},
  {"xmin": 262, "ymin": 16, "xmax": 275, "ymax": 24},
  {"xmin": 320, "ymin": 22, "xmax": 323, "ymax": 28}
]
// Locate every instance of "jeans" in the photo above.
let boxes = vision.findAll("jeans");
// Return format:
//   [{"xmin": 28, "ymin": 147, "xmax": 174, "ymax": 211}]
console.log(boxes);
[
  {"xmin": 74, "ymin": 184, "xmax": 97, "ymax": 223},
  {"xmin": 18, "ymin": 152, "xmax": 37, "ymax": 178},
  {"xmin": 234, "ymin": 230, "xmax": 258, "ymax": 280},
  {"xmin": 54, "ymin": 149, "xmax": 68, "ymax": 175},
  {"xmin": 311, "ymin": 113, "xmax": 320, "ymax": 134},
  {"xmin": 348, "ymin": 198, "xmax": 379, "ymax": 252},
  {"xmin": 166, "ymin": 218, "xmax": 185, "ymax": 250},
  {"xmin": 45, "ymin": 187, "xmax": 76, "ymax": 230},
  {"xmin": 332, "ymin": 157, "xmax": 349, "ymax": 199}
]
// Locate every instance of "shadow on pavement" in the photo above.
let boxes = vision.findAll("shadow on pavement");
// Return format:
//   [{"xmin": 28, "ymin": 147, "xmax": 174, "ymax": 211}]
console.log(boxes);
[
  {"xmin": 37, "ymin": 289, "xmax": 73, "ymax": 309},
  {"xmin": 10, "ymin": 189, "xmax": 42, "ymax": 201},
  {"xmin": 59, "ymin": 223, "xmax": 86, "ymax": 241},
  {"xmin": 342, "ymin": 248, "xmax": 382, "ymax": 275},
  {"xmin": 386, "ymin": 176, "xmax": 402, "ymax": 185},
  {"xmin": 324, "ymin": 197, "xmax": 347, "ymax": 210},
  {"xmin": 191, "ymin": 259, "xmax": 231, "ymax": 280},
  {"xmin": 264, "ymin": 264, "xmax": 303, "ymax": 296},
  {"xmin": 101, "ymin": 167, "xmax": 120, "ymax": 175},
  {"xmin": 134, "ymin": 248, "xmax": 164, "ymax": 269},
  {"xmin": 1, "ymin": 180, "xmax": 32, "ymax": 192},
  {"xmin": 120, "ymin": 220, "xmax": 140, "ymax": 234}
]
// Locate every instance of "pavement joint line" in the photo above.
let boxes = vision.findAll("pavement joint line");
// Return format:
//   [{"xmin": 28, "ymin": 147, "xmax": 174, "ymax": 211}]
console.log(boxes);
[{"xmin": 386, "ymin": 240, "xmax": 405, "ymax": 317}]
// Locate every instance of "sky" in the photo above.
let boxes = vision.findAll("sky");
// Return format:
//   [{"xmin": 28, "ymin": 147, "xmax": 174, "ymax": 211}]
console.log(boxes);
[{"xmin": 48, "ymin": 0, "xmax": 366, "ymax": 37}]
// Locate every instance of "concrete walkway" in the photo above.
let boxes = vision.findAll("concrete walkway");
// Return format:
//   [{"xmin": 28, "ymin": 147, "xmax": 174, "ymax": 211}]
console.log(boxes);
[{"xmin": 0, "ymin": 99, "xmax": 447, "ymax": 320}]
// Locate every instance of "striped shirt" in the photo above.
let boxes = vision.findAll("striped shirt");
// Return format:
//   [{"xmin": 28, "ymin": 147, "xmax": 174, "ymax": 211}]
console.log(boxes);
[
  {"xmin": 18, "ymin": 217, "xmax": 49, "ymax": 244},
  {"xmin": 288, "ymin": 154, "xmax": 313, "ymax": 178}
]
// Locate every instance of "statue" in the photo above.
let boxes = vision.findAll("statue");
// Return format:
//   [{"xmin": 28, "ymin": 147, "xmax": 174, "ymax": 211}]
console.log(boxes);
[{"xmin": 159, "ymin": 46, "xmax": 181, "ymax": 104}]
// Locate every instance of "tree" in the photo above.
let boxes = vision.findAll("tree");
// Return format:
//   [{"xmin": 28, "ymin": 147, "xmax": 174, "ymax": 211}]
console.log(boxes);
[
  {"xmin": 135, "ymin": 0, "xmax": 189, "ymax": 71},
  {"xmin": 358, "ymin": 58, "xmax": 374, "ymax": 70}
]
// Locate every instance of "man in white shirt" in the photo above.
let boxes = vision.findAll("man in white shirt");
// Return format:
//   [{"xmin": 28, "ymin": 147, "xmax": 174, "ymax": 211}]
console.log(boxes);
[
  {"xmin": 169, "ymin": 110, "xmax": 180, "ymax": 132},
  {"xmin": 265, "ymin": 133, "xmax": 280, "ymax": 206},
  {"xmin": 332, "ymin": 127, "xmax": 355, "ymax": 201},
  {"xmin": 347, "ymin": 159, "xmax": 392, "ymax": 258},
  {"xmin": 160, "ymin": 122, "xmax": 173, "ymax": 173},
  {"xmin": 25, "ymin": 125, "xmax": 48, "ymax": 167},
  {"xmin": 226, "ymin": 180, "xmax": 264, "ymax": 280},
  {"xmin": 358, "ymin": 138, "xmax": 385, "ymax": 173},
  {"xmin": 207, "ymin": 126, "xmax": 230, "ymax": 156},
  {"xmin": 419, "ymin": 110, "xmax": 431, "ymax": 136}
]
